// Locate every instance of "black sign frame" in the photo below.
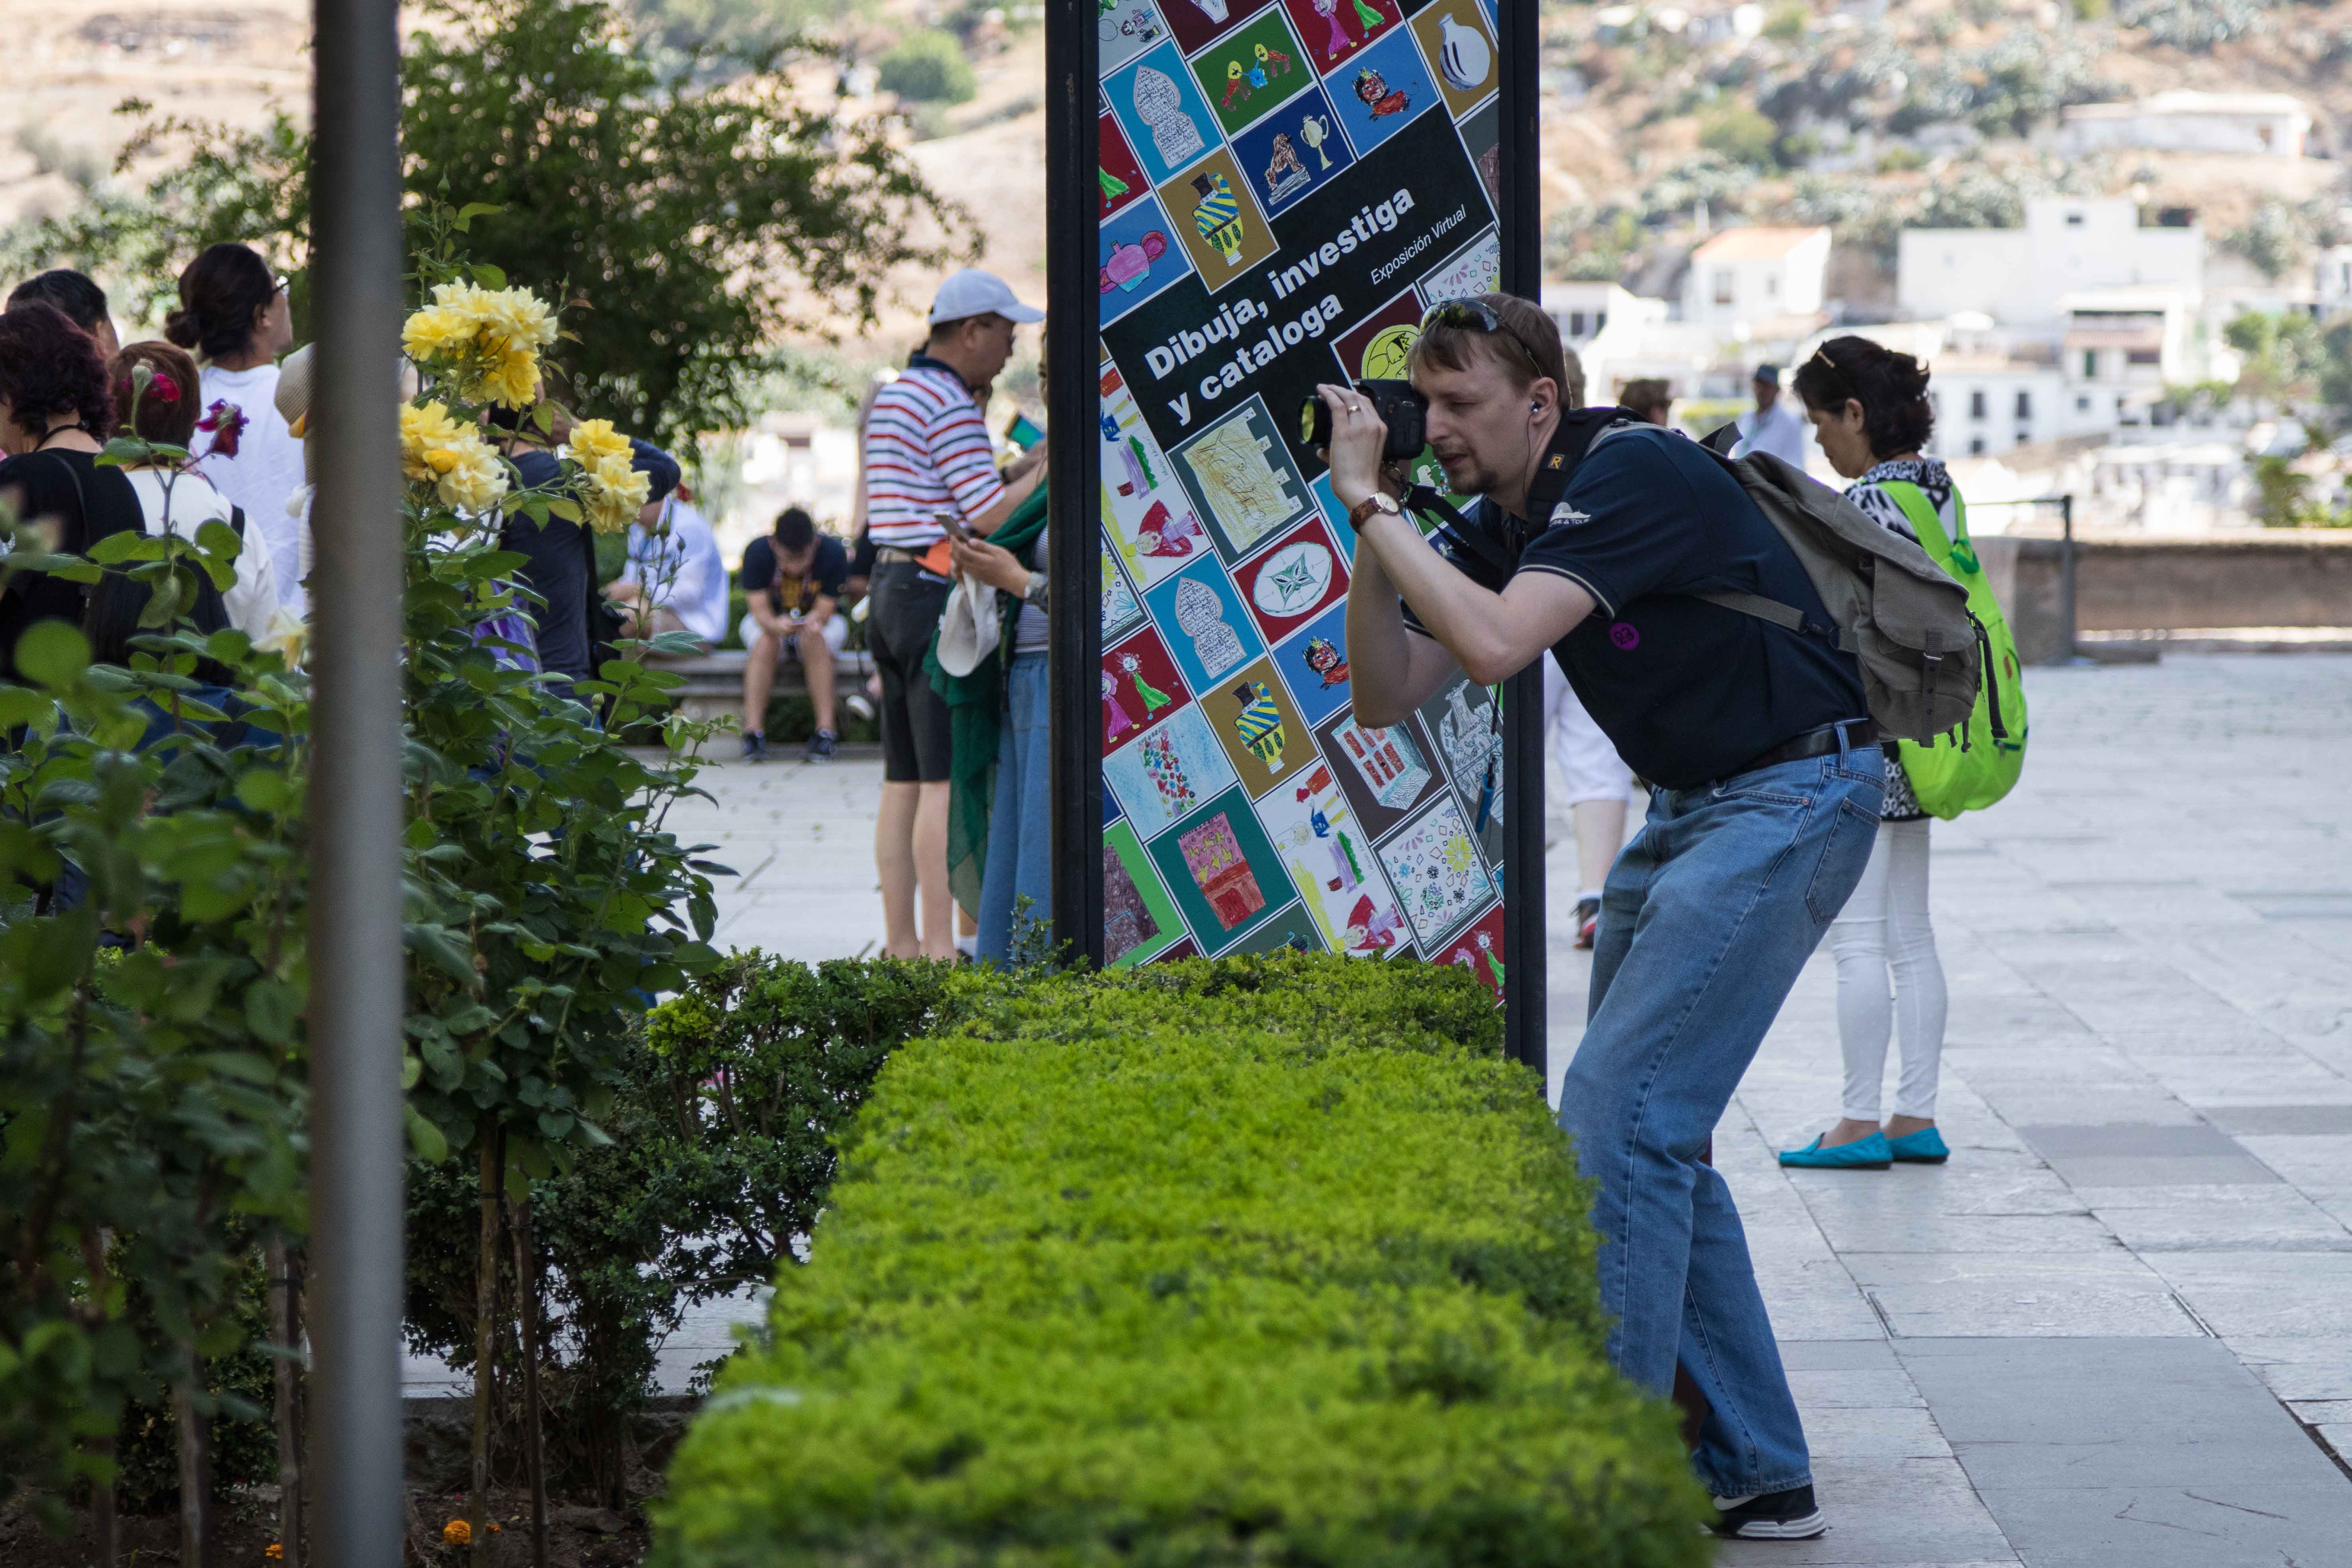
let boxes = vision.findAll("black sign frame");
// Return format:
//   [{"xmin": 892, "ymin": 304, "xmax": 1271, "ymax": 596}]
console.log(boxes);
[{"xmin": 1048, "ymin": 0, "xmax": 1544, "ymax": 1075}]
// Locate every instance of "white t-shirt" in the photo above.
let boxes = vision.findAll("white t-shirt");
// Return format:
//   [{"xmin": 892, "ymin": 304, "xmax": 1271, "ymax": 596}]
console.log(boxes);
[
  {"xmin": 192, "ymin": 363, "xmax": 309, "ymax": 619},
  {"xmin": 1733, "ymin": 397, "xmax": 1811, "ymax": 467},
  {"xmin": 122, "ymin": 467, "xmax": 286, "ymax": 646},
  {"xmin": 618, "ymin": 498, "xmax": 728, "ymax": 644}
]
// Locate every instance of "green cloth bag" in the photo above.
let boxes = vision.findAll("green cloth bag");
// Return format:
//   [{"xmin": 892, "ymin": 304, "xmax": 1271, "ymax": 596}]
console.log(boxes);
[
  {"xmin": 1881, "ymin": 481, "xmax": 2028, "ymax": 819},
  {"xmin": 924, "ymin": 483, "xmax": 1050, "ymax": 918}
]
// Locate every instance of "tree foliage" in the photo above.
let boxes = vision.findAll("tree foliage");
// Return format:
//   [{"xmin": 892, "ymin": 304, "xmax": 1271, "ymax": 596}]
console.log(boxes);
[
  {"xmin": 877, "ymin": 30, "xmax": 979, "ymax": 105},
  {"xmin": 0, "ymin": 202, "xmax": 730, "ymax": 1533},
  {"xmin": 3, "ymin": 0, "xmax": 971, "ymax": 452}
]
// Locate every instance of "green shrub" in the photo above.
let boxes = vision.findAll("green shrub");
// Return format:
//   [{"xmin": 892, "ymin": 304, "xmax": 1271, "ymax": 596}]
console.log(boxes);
[
  {"xmin": 404, "ymin": 954, "xmax": 964, "ymax": 1503},
  {"xmin": 1697, "ymin": 103, "xmax": 1780, "ymax": 169},
  {"xmin": 654, "ymin": 954, "xmax": 1706, "ymax": 1568},
  {"xmin": 879, "ymin": 30, "xmax": 977, "ymax": 106},
  {"xmin": 1762, "ymin": 3, "xmax": 1810, "ymax": 43}
]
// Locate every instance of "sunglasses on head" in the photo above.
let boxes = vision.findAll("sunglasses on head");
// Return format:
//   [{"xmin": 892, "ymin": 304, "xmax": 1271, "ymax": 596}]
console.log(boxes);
[{"xmin": 1418, "ymin": 298, "xmax": 1545, "ymax": 379}]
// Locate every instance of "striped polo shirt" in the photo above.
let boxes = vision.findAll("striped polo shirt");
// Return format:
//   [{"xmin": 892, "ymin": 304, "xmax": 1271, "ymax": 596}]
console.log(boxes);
[{"xmin": 863, "ymin": 354, "xmax": 1005, "ymax": 551}]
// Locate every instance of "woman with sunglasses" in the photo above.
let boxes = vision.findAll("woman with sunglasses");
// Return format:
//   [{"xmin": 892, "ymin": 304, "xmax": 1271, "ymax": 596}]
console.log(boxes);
[
  {"xmin": 170, "ymin": 243, "xmax": 308, "ymax": 619},
  {"xmin": 1778, "ymin": 336, "xmax": 1952, "ymax": 1170}
]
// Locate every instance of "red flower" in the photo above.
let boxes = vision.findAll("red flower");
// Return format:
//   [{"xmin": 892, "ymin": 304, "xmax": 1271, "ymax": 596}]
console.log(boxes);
[
  {"xmin": 149, "ymin": 372, "xmax": 180, "ymax": 405},
  {"xmin": 196, "ymin": 399, "xmax": 247, "ymax": 458}
]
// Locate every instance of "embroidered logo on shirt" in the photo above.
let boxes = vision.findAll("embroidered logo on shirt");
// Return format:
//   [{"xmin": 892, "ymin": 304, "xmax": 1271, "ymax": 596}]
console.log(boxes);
[
  {"xmin": 1607, "ymin": 621, "xmax": 1640, "ymax": 651},
  {"xmin": 1546, "ymin": 501, "xmax": 1591, "ymax": 530}
]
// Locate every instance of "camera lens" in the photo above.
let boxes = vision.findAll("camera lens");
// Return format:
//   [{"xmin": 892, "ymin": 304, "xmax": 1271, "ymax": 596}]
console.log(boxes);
[{"xmin": 1298, "ymin": 396, "xmax": 1326, "ymax": 449}]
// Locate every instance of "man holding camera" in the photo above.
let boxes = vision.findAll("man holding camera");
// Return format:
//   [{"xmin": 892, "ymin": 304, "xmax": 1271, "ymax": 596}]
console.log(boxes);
[{"xmin": 1322, "ymin": 294, "xmax": 1882, "ymax": 1541}]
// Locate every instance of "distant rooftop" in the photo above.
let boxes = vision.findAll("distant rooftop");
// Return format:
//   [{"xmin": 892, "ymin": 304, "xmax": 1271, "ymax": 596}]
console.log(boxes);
[
  {"xmin": 2064, "ymin": 90, "xmax": 2311, "ymax": 122},
  {"xmin": 1689, "ymin": 225, "xmax": 1830, "ymax": 261}
]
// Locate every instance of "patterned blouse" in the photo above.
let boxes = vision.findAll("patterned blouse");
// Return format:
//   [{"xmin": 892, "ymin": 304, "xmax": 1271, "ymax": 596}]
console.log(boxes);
[{"xmin": 1845, "ymin": 458, "xmax": 1960, "ymax": 822}]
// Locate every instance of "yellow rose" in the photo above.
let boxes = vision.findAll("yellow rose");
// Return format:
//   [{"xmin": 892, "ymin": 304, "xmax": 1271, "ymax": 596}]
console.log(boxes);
[
  {"xmin": 559, "ymin": 418, "xmax": 633, "ymax": 470},
  {"xmin": 436, "ymin": 439, "xmax": 511, "ymax": 512},
  {"xmin": 399, "ymin": 401, "xmax": 466, "ymax": 484}
]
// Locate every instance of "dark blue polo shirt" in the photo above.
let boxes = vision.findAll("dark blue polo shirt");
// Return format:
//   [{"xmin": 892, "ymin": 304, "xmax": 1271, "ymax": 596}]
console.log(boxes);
[{"xmin": 1403, "ymin": 424, "xmax": 1868, "ymax": 791}]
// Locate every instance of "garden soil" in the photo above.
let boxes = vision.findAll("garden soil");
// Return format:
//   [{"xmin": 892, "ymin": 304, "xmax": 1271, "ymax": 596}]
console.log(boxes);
[{"xmin": 0, "ymin": 1486, "xmax": 654, "ymax": 1567}]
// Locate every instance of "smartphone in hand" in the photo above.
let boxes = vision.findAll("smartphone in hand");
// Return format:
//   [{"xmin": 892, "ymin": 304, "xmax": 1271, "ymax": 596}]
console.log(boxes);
[{"xmin": 934, "ymin": 509, "xmax": 972, "ymax": 545}]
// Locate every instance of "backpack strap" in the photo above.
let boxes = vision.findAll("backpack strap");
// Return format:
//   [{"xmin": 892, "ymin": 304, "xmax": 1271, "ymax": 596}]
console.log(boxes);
[
  {"xmin": 1875, "ymin": 480, "xmax": 1954, "ymax": 564},
  {"xmin": 41, "ymin": 450, "xmax": 92, "ymax": 546},
  {"xmin": 1691, "ymin": 588, "xmax": 1855, "ymax": 652},
  {"xmin": 228, "ymin": 504, "xmax": 248, "ymax": 539}
]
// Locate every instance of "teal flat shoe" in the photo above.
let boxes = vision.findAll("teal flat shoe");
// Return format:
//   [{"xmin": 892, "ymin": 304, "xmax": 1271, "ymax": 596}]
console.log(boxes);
[
  {"xmin": 1778, "ymin": 1131, "xmax": 1892, "ymax": 1169},
  {"xmin": 1887, "ymin": 1127, "xmax": 1950, "ymax": 1163}
]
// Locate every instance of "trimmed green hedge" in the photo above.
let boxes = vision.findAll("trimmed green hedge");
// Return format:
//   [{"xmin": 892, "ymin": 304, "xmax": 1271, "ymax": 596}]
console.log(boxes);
[{"xmin": 654, "ymin": 954, "xmax": 1707, "ymax": 1568}]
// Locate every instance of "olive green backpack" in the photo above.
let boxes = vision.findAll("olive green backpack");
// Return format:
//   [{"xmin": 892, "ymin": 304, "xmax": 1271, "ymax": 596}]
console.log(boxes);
[{"xmin": 1878, "ymin": 481, "xmax": 2027, "ymax": 818}]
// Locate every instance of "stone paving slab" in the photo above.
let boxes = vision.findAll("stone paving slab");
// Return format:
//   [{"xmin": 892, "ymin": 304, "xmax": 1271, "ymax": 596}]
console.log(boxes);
[{"xmin": 1637, "ymin": 656, "xmax": 2352, "ymax": 1564}]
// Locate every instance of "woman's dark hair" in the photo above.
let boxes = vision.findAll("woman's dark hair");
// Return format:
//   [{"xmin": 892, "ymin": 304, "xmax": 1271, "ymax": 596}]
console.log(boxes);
[
  {"xmin": 109, "ymin": 341, "xmax": 202, "ymax": 448},
  {"xmin": 7, "ymin": 270, "xmax": 110, "ymax": 336},
  {"xmin": 165, "ymin": 243, "xmax": 277, "ymax": 362},
  {"xmin": 0, "ymin": 300, "xmax": 114, "ymax": 439},
  {"xmin": 1792, "ymin": 335, "xmax": 1934, "ymax": 459}
]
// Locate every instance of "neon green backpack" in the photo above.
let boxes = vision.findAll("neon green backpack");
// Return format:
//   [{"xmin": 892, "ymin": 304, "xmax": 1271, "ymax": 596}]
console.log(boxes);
[{"xmin": 1879, "ymin": 481, "xmax": 2027, "ymax": 818}]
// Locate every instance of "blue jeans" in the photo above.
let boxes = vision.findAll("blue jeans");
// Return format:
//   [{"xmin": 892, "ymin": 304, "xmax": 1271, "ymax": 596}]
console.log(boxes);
[
  {"xmin": 1560, "ymin": 734, "xmax": 1884, "ymax": 1499},
  {"xmin": 978, "ymin": 651, "xmax": 1053, "ymax": 963}
]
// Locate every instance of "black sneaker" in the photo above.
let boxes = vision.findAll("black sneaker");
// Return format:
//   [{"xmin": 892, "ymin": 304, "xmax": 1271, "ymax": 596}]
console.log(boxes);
[
  {"xmin": 1574, "ymin": 895, "xmax": 1600, "ymax": 950},
  {"xmin": 805, "ymin": 728, "xmax": 838, "ymax": 761},
  {"xmin": 1710, "ymin": 1484, "xmax": 1826, "ymax": 1540},
  {"xmin": 740, "ymin": 731, "xmax": 769, "ymax": 764}
]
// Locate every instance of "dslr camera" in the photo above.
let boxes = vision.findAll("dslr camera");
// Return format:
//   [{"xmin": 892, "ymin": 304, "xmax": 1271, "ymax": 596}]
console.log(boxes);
[{"xmin": 1298, "ymin": 380, "xmax": 1428, "ymax": 462}]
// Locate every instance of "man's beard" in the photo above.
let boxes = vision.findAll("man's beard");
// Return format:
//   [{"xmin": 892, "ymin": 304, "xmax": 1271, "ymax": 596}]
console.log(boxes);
[{"xmin": 1435, "ymin": 448, "xmax": 1507, "ymax": 498}]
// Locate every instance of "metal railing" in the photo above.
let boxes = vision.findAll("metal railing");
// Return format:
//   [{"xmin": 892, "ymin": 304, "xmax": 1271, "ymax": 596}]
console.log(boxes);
[{"xmin": 1968, "ymin": 494, "xmax": 2076, "ymax": 661}]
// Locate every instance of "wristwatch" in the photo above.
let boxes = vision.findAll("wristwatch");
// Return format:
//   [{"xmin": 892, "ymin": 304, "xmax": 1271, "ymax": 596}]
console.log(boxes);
[
  {"xmin": 1021, "ymin": 570, "xmax": 1049, "ymax": 609},
  {"xmin": 1347, "ymin": 492, "xmax": 1404, "ymax": 529}
]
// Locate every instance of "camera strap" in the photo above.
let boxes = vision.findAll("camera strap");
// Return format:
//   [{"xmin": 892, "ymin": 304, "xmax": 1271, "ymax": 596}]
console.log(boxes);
[{"xmin": 1398, "ymin": 407, "xmax": 1638, "ymax": 579}]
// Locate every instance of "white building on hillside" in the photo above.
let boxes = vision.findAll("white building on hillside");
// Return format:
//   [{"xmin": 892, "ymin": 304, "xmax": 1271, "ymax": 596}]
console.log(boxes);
[
  {"xmin": 1794, "ymin": 298, "xmax": 2195, "ymax": 462},
  {"xmin": 2059, "ymin": 91, "xmax": 2313, "ymax": 159},
  {"xmin": 1682, "ymin": 226, "xmax": 1831, "ymax": 329},
  {"xmin": 2320, "ymin": 244, "xmax": 2352, "ymax": 318},
  {"xmin": 1541, "ymin": 283, "xmax": 1721, "ymax": 402},
  {"xmin": 1898, "ymin": 198, "xmax": 2203, "ymax": 327},
  {"xmin": 1542, "ymin": 280, "xmax": 1638, "ymax": 346}
]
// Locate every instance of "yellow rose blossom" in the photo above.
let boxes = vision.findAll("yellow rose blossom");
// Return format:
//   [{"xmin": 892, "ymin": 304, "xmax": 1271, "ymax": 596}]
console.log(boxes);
[
  {"xmin": 558, "ymin": 418, "xmax": 632, "ymax": 470},
  {"xmin": 556, "ymin": 417, "xmax": 651, "ymax": 532},
  {"xmin": 399, "ymin": 399, "xmax": 510, "ymax": 514},
  {"xmin": 400, "ymin": 280, "xmax": 560, "ymax": 410}
]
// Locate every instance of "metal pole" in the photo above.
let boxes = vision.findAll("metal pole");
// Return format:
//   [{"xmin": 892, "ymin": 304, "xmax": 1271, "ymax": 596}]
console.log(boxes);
[
  {"xmin": 1046, "ymin": 0, "xmax": 1104, "ymax": 966},
  {"xmin": 2058, "ymin": 493, "xmax": 2078, "ymax": 661},
  {"xmin": 306, "ymin": 0, "xmax": 409, "ymax": 1557},
  {"xmin": 1497, "ymin": 0, "xmax": 1547, "ymax": 1080}
]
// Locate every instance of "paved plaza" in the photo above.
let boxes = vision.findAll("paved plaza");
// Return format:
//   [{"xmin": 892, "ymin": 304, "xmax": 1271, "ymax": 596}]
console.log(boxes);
[
  {"xmin": 1551, "ymin": 653, "xmax": 2352, "ymax": 1565},
  {"xmin": 523, "ymin": 654, "xmax": 2352, "ymax": 1561}
]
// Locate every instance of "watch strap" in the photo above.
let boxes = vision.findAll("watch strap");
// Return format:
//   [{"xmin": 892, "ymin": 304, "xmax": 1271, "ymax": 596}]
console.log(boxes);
[{"xmin": 1347, "ymin": 493, "xmax": 1402, "ymax": 530}]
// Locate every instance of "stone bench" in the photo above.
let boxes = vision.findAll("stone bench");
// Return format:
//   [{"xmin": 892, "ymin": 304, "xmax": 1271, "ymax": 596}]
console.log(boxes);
[{"xmin": 646, "ymin": 648, "xmax": 875, "ymax": 724}]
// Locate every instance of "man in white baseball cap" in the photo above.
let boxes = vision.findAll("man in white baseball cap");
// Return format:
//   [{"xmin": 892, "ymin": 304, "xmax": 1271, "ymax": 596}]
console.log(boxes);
[
  {"xmin": 926, "ymin": 267, "xmax": 1046, "ymax": 326},
  {"xmin": 860, "ymin": 267, "xmax": 1048, "ymax": 960}
]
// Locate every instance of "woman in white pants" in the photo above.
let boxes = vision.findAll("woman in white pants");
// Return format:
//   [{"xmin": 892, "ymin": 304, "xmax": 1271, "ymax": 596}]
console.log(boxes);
[
  {"xmin": 1542, "ymin": 657, "xmax": 1637, "ymax": 949},
  {"xmin": 1780, "ymin": 337, "xmax": 1953, "ymax": 1169}
]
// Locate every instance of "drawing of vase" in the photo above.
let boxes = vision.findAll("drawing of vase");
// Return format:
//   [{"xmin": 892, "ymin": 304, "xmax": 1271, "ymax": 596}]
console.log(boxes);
[
  {"xmin": 1231, "ymin": 680, "xmax": 1285, "ymax": 773},
  {"xmin": 1190, "ymin": 171, "xmax": 1246, "ymax": 266}
]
